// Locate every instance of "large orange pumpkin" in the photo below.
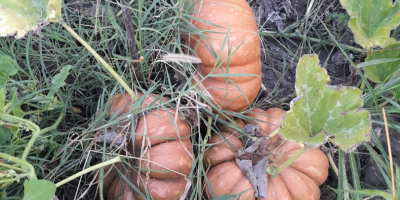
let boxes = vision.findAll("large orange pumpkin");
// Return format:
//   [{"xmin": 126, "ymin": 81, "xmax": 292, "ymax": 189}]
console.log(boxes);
[
  {"xmin": 101, "ymin": 93, "xmax": 193, "ymax": 200},
  {"xmin": 204, "ymin": 108, "xmax": 329, "ymax": 200},
  {"xmin": 188, "ymin": 0, "xmax": 262, "ymax": 112}
]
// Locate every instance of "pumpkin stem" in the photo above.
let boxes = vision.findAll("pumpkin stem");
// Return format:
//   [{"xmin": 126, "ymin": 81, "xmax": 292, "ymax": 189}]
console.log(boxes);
[
  {"xmin": 267, "ymin": 128, "xmax": 279, "ymax": 139},
  {"xmin": 266, "ymin": 145, "xmax": 307, "ymax": 175}
]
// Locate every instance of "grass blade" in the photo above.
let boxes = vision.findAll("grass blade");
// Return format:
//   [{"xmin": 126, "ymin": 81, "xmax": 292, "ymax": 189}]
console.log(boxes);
[{"xmin": 349, "ymin": 152, "xmax": 362, "ymax": 200}]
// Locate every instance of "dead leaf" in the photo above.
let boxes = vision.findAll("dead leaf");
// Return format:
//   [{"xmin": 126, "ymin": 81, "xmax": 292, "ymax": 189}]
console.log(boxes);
[{"xmin": 235, "ymin": 137, "xmax": 270, "ymax": 198}]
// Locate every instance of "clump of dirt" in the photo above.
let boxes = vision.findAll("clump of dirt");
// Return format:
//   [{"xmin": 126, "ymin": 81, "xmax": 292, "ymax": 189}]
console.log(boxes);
[
  {"xmin": 251, "ymin": 0, "xmax": 297, "ymax": 32},
  {"xmin": 260, "ymin": 41, "xmax": 297, "ymax": 99}
]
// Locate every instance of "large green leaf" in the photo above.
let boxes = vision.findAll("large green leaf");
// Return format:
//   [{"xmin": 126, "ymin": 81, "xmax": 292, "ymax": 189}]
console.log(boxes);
[
  {"xmin": 279, "ymin": 54, "xmax": 371, "ymax": 152},
  {"xmin": 0, "ymin": 54, "xmax": 19, "ymax": 84},
  {"xmin": 0, "ymin": 0, "xmax": 62, "ymax": 39},
  {"xmin": 364, "ymin": 42, "xmax": 400, "ymax": 83},
  {"xmin": 340, "ymin": 0, "xmax": 400, "ymax": 49},
  {"xmin": 23, "ymin": 179, "xmax": 56, "ymax": 200}
]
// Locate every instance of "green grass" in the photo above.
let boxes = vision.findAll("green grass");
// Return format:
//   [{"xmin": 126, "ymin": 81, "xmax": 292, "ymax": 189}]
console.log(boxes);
[{"xmin": 1, "ymin": 0, "xmax": 400, "ymax": 199}]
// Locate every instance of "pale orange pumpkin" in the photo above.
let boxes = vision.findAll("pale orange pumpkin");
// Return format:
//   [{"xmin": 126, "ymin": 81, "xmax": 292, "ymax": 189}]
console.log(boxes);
[
  {"xmin": 204, "ymin": 108, "xmax": 329, "ymax": 200},
  {"xmin": 101, "ymin": 93, "xmax": 193, "ymax": 200},
  {"xmin": 188, "ymin": 0, "xmax": 262, "ymax": 112}
]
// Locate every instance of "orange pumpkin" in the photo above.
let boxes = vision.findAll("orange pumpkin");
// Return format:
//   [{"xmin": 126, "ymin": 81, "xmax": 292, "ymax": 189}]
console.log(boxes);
[
  {"xmin": 204, "ymin": 108, "xmax": 329, "ymax": 200},
  {"xmin": 188, "ymin": 0, "xmax": 262, "ymax": 112},
  {"xmin": 102, "ymin": 93, "xmax": 193, "ymax": 200}
]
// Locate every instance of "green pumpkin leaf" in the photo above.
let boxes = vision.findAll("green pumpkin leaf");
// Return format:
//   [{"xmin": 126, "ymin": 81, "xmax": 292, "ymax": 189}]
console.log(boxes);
[
  {"xmin": 0, "ymin": 126, "xmax": 12, "ymax": 145},
  {"xmin": 0, "ymin": 0, "xmax": 62, "ymax": 39},
  {"xmin": 47, "ymin": 65, "xmax": 72, "ymax": 98},
  {"xmin": 48, "ymin": 0, "xmax": 62, "ymax": 22},
  {"xmin": 0, "ymin": 54, "xmax": 19, "ymax": 85},
  {"xmin": 279, "ymin": 54, "xmax": 371, "ymax": 152},
  {"xmin": 23, "ymin": 179, "xmax": 56, "ymax": 200},
  {"xmin": 339, "ymin": 0, "xmax": 400, "ymax": 49},
  {"xmin": 364, "ymin": 42, "xmax": 400, "ymax": 83}
]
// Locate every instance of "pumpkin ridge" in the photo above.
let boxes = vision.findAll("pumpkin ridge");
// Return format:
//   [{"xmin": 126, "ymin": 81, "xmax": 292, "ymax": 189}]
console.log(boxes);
[
  {"xmin": 133, "ymin": 108, "xmax": 191, "ymax": 147},
  {"xmin": 278, "ymin": 167, "xmax": 320, "ymax": 200},
  {"xmin": 137, "ymin": 139, "xmax": 193, "ymax": 178}
]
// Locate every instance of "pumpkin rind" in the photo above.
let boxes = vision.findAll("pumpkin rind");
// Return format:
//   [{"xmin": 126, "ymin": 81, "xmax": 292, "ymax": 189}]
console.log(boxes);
[
  {"xmin": 133, "ymin": 108, "xmax": 193, "ymax": 179},
  {"xmin": 262, "ymin": 175, "xmax": 292, "ymax": 200},
  {"xmin": 272, "ymin": 141, "xmax": 329, "ymax": 186},
  {"xmin": 132, "ymin": 170, "xmax": 188, "ymax": 200},
  {"xmin": 278, "ymin": 167, "xmax": 320, "ymax": 200},
  {"xmin": 204, "ymin": 132, "xmax": 244, "ymax": 167},
  {"xmin": 205, "ymin": 161, "xmax": 254, "ymax": 200},
  {"xmin": 188, "ymin": 0, "xmax": 262, "ymax": 112},
  {"xmin": 132, "ymin": 108, "xmax": 190, "ymax": 148},
  {"xmin": 106, "ymin": 170, "xmax": 135, "ymax": 200},
  {"xmin": 138, "ymin": 138, "xmax": 193, "ymax": 178}
]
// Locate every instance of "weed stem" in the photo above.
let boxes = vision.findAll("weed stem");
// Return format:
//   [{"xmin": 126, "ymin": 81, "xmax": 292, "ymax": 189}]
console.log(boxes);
[
  {"xmin": 59, "ymin": 20, "xmax": 138, "ymax": 101},
  {"xmin": 0, "ymin": 152, "xmax": 37, "ymax": 180},
  {"xmin": 116, "ymin": 0, "xmax": 135, "ymax": 17},
  {"xmin": 197, "ymin": 106, "xmax": 213, "ymax": 198},
  {"xmin": 327, "ymin": 152, "xmax": 339, "ymax": 176},
  {"xmin": 382, "ymin": 108, "xmax": 396, "ymax": 200},
  {"xmin": 0, "ymin": 162, "xmax": 28, "ymax": 173},
  {"xmin": 55, "ymin": 156, "xmax": 121, "ymax": 188},
  {"xmin": 0, "ymin": 178, "xmax": 18, "ymax": 185},
  {"xmin": 39, "ymin": 112, "xmax": 64, "ymax": 135}
]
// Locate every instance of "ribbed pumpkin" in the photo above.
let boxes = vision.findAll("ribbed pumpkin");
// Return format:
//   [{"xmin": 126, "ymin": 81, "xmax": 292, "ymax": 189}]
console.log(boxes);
[
  {"xmin": 188, "ymin": 0, "xmax": 262, "ymax": 112},
  {"xmin": 102, "ymin": 93, "xmax": 193, "ymax": 200},
  {"xmin": 203, "ymin": 108, "xmax": 329, "ymax": 200}
]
